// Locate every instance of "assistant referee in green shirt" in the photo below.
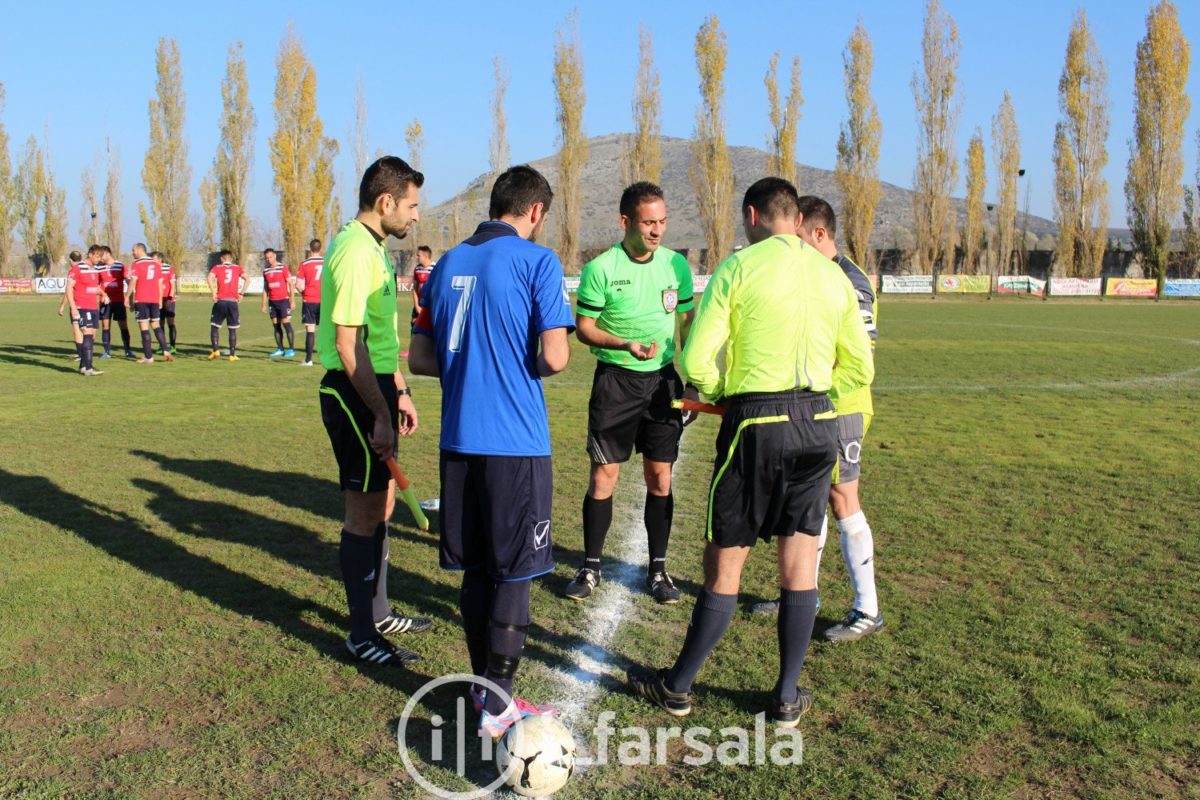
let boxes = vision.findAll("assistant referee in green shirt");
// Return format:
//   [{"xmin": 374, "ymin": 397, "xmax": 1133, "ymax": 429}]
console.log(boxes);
[
  {"xmin": 627, "ymin": 177, "xmax": 874, "ymax": 727},
  {"xmin": 566, "ymin": 182, "xmax": 695, "ymax": 605}
]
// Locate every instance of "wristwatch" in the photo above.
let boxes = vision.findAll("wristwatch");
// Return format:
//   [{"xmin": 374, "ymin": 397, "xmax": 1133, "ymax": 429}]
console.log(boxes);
[{"xmin": 398, "ymin": 387, "xmax": 412, "ymax": 397}]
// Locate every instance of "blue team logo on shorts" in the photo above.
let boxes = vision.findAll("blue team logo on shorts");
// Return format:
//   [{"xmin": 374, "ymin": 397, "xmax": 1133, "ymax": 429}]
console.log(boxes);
[
  {"xmin": 662, "ymin": 289, "xmax": 678, "ymax": 313},
  {"xmin": 532, "ymin": 520, "xmax": 550, "ymax": 550}
]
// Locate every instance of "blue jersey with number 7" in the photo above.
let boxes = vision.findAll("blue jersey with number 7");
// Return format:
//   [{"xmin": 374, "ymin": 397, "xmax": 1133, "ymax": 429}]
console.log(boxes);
[{"xmin": 413, "ymin": 221, "xmax": 575, "ymax": 456}]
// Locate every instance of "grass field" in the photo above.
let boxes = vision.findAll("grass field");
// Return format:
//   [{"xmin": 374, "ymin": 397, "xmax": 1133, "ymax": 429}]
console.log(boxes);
[{"xmin": 1, "ymin": 294, "xmax": 1198, "ymax": 799}]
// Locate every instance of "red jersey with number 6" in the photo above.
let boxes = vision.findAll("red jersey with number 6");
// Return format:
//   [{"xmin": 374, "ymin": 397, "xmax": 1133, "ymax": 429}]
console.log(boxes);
[
  {"xmin": 70, "ymin": 262, "xmax": 102, "ymax": 310},
  {"xmin": 263, "ymin": 264, "xmax": 292, "ymax": 301},
  {"xmin": 296, "ymin": 257, "xmax": 323, "ymax": 303},
  {"xmin": 129, "ymin": 257, "xmax": 162, "ymax": 303},
  {"xmin": 211, "ymin": 263, "xmax": 245, "ymax": 300}
]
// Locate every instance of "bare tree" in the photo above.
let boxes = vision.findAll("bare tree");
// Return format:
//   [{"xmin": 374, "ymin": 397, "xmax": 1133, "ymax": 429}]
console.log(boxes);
[
  {"xmin": 41, "ymin": 153, "xmax": 68, "ymax": 273},
  {"xmin": 80, "ymin": 166, "xmax": 99, "ymax": 245},
  {"xmin": 405, "ymin": 118, "xmax": 424, "ymax": 172},
  {"xmin": 198, "ymin": 170, "xmax": 218, "ymax": 253},
  {"xmin": 992, "ymin": 91, "xmax": 1021, "ymax": 276},
  {"xmin": 352, "ymin": 77, "xmax": 368, "ymax": 181},
  {"xmin": 140, "ymin": 37, "xmax": 191, "ymax": 261},
  {"xmin": 690, "ymin": 15, "xmax": 734, "ymax": 272},
  {"xmin": 835, "ymin": 21, "xmax": 883, "ymax": 269},
  {"xmin": 490, "ymin": 55, "xmax": 510, "ymax": 180},
  {"xmin": 963, "ymin": 130, "xmax": 986, "ymax": 273},
  {"xmin": 623, "ymin": 24, "xmax": 662, "ymax": 184},
  {"xmin": 15, "ymin": 136, "xmax": 44, "ymax": 269},
  {"xmin": 102, "ymin": 137, "xmax": 122, "ymax": 255},
  {"xmin": 553, "ymin": 11, "xmax": 587, "ymax": 271},
  {"xmin": 765, "ymin": 52, "xmax": 802, "ymax": 188},
  {"xmin": 1126, "ymin": 0, "xmax": 1191, "ymax": 288},
  {"xmin": 911, "ymin": 0, "xmax": 961, "ymax": 271}
]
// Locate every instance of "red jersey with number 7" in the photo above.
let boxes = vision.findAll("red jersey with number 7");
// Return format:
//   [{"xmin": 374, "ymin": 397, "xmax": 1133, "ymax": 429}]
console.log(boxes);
[
  {"xmin": 211, "ymin": 263, "xmax": 245, "ymax": 300},
  {"xmin": 129, "ymin": 257, "xmax": 162, "ymax": 303},
  {"xmin": 296, "ymin": 257, "xmax": 323, "ymax": 303}
]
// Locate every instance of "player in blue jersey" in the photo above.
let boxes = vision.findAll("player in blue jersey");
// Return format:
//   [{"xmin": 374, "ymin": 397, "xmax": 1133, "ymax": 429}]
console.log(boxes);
[{"xmin": 409, "ymin": 164, "xmax": 573, "ymax": 739}]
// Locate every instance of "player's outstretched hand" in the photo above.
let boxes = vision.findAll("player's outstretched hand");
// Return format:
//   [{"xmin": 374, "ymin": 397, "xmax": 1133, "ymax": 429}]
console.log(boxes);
[
  {"xmin": 397, "ymin": 394, "xmax": 419, "ymax": 436},
  {"xmin": 681, "ymin": 384, "xmax": 701, "ymax": 427},
  {"xmin": 627, "ymin": 340, "xmax": 658, "ymax": 361},
  {"xmin": 369, "ymin": 415, "xmax": 396, "ymax": 459}
]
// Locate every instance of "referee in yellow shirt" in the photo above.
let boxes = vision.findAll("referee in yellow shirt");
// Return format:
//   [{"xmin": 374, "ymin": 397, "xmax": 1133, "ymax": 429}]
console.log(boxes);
[{"xmin": 627, "ymin": 177, "xmax": 874, "ymax": 727}]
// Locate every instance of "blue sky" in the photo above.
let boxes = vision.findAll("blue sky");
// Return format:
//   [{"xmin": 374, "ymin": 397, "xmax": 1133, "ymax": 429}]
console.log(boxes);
[{"xmin": 1, "ymin": 0, "xmax": 1197, "ymax": 248}]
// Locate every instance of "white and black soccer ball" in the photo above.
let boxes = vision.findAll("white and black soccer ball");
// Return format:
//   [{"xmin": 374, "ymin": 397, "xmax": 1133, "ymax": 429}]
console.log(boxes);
[{"xmin": 496, "ymin": 715, "xmax": 576, "ymax": 798}]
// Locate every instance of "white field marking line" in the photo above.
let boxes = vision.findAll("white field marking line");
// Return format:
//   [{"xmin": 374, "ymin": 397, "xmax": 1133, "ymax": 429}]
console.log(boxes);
[
  {"xmin": 877, "ymin": 364, "xmax": 1200, "ymax": 394},
  {"xmin": 541, "ymin": 446, "xmax": 694, "ymax": 729}
]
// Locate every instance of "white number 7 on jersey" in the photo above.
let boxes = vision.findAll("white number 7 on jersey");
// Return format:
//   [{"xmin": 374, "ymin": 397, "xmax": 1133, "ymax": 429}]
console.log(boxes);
[{"xmin": 449, "ymin": 275, "xmax": 477, "ymax": 352}]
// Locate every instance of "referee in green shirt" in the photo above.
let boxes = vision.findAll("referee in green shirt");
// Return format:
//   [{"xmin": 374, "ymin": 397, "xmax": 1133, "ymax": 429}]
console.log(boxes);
[
  {"xmin": 566, "ymin": 182, "xmax": 695, "ymax": 605},
  {"xmin": 318, "ymin": 156, "xmax": 431, "ymax": 668},
  {"xmin": 627, "ymin": 177, "xmax": 874, "ymax": 727}
]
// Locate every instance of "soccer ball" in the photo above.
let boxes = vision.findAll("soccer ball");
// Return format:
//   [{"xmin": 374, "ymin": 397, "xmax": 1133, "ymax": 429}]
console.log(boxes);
[{"xmin": 496, "ymin": 715, "xmax": 576, "ymax": 797}]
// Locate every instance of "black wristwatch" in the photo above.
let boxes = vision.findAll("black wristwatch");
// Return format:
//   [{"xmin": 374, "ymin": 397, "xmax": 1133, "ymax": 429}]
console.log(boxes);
[{"xmin": 398, "ymin": 387, "xmax": 412, "ymax": 397}]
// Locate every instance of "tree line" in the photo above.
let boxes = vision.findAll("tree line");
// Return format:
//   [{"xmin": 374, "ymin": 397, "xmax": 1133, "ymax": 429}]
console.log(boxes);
[{"xmin": 0, "ymin": 2, "xmax": 1194, "ymax": 285}]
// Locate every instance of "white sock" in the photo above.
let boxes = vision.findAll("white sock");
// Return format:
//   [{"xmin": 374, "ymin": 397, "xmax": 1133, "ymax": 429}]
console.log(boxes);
[
  {"xmin": 837, "ymin": 511, "xmax": 878, "ymax": 618},
  {"xmin": 814, "ymin": 515, "xmax": 829, "ymax": 589}
]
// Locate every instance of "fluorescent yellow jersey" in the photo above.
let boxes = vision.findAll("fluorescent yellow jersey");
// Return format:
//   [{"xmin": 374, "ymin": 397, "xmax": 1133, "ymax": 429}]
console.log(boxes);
[
  {"xmin": 831, "ymin": 253, "xmax": 877, "ymax": 417},
  {"xmin": 318, "ymin": 220, "xmax": 399, "ymax": 374},
  {"xmin": 681, "ymin": 234, "xmax": 873, "ymax": 401}
]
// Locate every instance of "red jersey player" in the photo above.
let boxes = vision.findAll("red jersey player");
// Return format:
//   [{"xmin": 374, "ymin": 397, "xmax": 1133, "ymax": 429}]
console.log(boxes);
[
  {"xmin": 294, "ymin": 238, "xmax": 324, "ymax": 365},
  {"xmin": 260, "ymin": 248, "xmax": 296, "ymax": 357},
  {"xmin": 67, "ymin": 245, "xmax": 107, "ymax": 375},
  {"xmin": 97, "ymin": 246, "xmax": 134, "ymax": 358},
  {"xmin": 154, "ymin": 250, "xmax": 178, "ymax": 354},
  {"xmin": 125, "ymin": 243, "xmax": 172, "ymax": 363},
  {"xmin": 207, "ymin": 249, "xmax": 246, "ymax": 361},
  {"xmin": 410, "ymin": 244, "xmax": 434, "ymax": 323}
]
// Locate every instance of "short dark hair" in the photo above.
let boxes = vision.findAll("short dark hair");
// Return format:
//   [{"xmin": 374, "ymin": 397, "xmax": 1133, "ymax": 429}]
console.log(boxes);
[
  {"xmin": 358, "ymin": 156, "xmax": 424, "ymax": 212},
  {"xmin": 218, "ymin": 249, "xmax": 233, "ymax": 260},
  {"xmin": 619, "ymin": 182, "xmax": 664, "ymax": 219},
  {"xmin": 263, "ymin": 248, "xmax": 276, "ymax": 256},
  {"xmin": 489, "ymin": 165, "xmax": 553, "ymax": 219},
  {"xmin": 742, "ymin": 177, "xmax": 800, "ymax": 222},
  {"xmin": 133, "ymin": 242, "xmax": 147, "ymax": 254},
  {"xmin": 151, "ymin": 250, "xmax": 164, "ymax": 260},
  {"xmin": 417, "ymin": 245, "xmax": 432, "ymax": 256},
  {"xmin": 101, "ymin": 245, "xmax": 113, "ymax": 255},
  {"xmin": 308, "ymin": 239, "xmax": 322, "ymax": 253},
  {"xmin": 71, "ymin": 249, "xmax": 84, "ymax": 261},
  {"xmin": 796, "ymin": 195, "xmax": 837, "ymax": 237}
]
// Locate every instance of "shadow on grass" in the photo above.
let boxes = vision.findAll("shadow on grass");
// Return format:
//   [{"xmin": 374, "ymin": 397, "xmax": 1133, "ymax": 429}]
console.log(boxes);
[
  {"xmin": 0, "ymin": 345, "xmax": 81, "ymax": 374},
  {"xmin": 0, "ymin": 467, "xmax": 437, "ymax": 698}
]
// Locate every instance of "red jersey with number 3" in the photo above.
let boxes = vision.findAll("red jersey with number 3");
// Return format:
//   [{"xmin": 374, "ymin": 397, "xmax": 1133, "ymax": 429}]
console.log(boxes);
[
  {"xmin": 211, "ymin": 263, "xmax": 245, "ymax": 300},
  {"xmin": 296, "ymin": 257, "xmax": 323, "ymax": 303},
  {"xmin": 159, "ymin": 263, "xmax": 175, "ymax": 299},
  {"xmin": 263, "ymin": 264, "xmax": 292, "ymax": 301},
  {"xmin": 70, "ymin": 263, "xmax": 102, "ymax": 310},
  {"xmin": 129, "ymin": 257, "xmax": 162, "ymax": 303}
]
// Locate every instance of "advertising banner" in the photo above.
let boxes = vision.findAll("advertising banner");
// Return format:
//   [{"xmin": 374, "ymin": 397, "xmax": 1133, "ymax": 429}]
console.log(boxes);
[
  {"xmin": 33, "ymin": 276, "xmax": 67, "ymax": 294},
  {"xmin": 937, "ymin": 274, "xmax": 991, "ymax": 294},
  {"xmin": 996, "ymin": 275, "xmax": 1046, "ymax": 296},
  {"xmin": 881, "ymin": 275, "xmax": 933, "ymax": 294},
  {"xmin": 0, "ymin": 277, "xmax": 33, "ymax": 294},
  {"xmin": 1163, "ymin": 279, "xmax": 1200, "ymax": 298},
  {"xmin": 1105, "ymin": 278, "xmax": 1158, "ymax": 298},
  {"xmin": 1048, "ymin": 277, "xmax": 1102, "ymax": 296},
  {"xmin": 692, "ymin": 274, "xmax": 711, "ymax": 294}
]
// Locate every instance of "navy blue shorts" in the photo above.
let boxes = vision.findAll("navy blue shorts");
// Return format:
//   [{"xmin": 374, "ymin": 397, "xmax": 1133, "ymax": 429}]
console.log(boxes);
[
  {"xmin": 268, "ymin": 298, "xmax": 291, "ymax": 321},
  {"xmin": 161, "ymin": 298, "xmax": 176, "ymax": 318},
  {"xmin": 439, "ymin": 452, "xmax": 555, "ymax": 582},
  {"xmin": 302, "ymin": 302, "xmax": 321, "ymax": 326},
  {"xmin": 211, "ymin": 300, "xmax": 240, "ymax": 329},
  {"xmin": 99, "ymin": 302, "xmax": 127, "ymax": 322},
  {"xmin": 77, "ymin": 308, "xmax": 99, "ymax": 330},
  {"xmin": 134, "ymin": 302, "xmax": 161, "ymax": 322}
]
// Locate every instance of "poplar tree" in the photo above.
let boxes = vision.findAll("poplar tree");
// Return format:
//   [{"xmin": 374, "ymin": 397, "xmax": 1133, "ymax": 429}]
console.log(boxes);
[
  {"xmin": 834, "ymin": 21, "xmax": 882, "ymax": 269},
  {"xmin": 765, "ymin": 53, "xmax": 802, "ymax": 188},
  {"xmin": 623, "ymin": 24, "xmax": 662, "ymax": 184},
  {"xmin": 963, "ymin": 130, "xmax": 986, "ymax": 273},
  {"xmin": 490, "ymin": 56, "xmax": 510, "ymax": 179},
  {"xmin": 405, "ymin": 118, "xmax": 424, "ymax": 172},
  {"xmin": 102, "ymin": 138, "xmax": 122, "ymax": 255},
  {"xmin": 690, "ymin": 15, "xmax": 734, "ymax": 272},
  {"xmin": 15, "ymin": 137, "xmax": 44, "ymax": 268},
  {"xmin": 553, "ymin": 11, "xmax": 587, "ymax": 270},
  {"xmin": 992, "ymin": 91, "xmax": 1020, "ymax": 276},
  {"xmin": 140, "ymin": 37, "xmax": 191, "ymax": 261},
  {"xmin": 0, "ymin": 84, "xmax": 14, "ymax": 272}
]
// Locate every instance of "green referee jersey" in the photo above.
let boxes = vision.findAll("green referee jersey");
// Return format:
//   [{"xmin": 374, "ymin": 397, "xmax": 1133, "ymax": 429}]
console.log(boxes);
[
  {"xmin": 576, "ymin": 243, "xmax": 695, "ymax": 372},
  {"xmin": 681, "ymin": 234, "xmax": 874, "ymax": 401},
  {"xmin": 317, "ymin": 220, "xmax": 399, "ymax": 374}
]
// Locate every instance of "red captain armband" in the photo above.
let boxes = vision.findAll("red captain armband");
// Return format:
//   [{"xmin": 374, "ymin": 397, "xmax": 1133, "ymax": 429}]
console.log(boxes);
[{"xmin": 413, "ymin": 305, "xmax": 434, "ymax": 335}]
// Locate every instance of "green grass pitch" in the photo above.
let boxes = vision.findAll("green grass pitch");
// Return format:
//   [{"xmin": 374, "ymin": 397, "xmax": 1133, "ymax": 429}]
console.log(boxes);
[{"xmin": 0, "ymin": 295, "xmax": 1197, "ymax": 798}]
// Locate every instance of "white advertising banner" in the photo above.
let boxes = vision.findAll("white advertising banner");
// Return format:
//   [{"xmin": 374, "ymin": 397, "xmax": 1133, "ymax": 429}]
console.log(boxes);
[
  {"xmin": 881, "ymin": 275, "xmax": 934, "ymax": 294},
  {"xmin": 1048, "ymin": 277, "xmax": 1102, "ymax": 297}
]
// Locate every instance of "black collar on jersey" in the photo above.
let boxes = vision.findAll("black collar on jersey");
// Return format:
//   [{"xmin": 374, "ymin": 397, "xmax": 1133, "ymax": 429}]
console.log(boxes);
[
  {"xmin": 464, "ymin": 220, "xmax": 519, "ymax": 247},
  {"xmin": 619, "ymin": 242, "xmax": 654, "ymax": 264},
  {"xmin": 355, "ymin": 219, "xmax": 386, "ymax": 244}
]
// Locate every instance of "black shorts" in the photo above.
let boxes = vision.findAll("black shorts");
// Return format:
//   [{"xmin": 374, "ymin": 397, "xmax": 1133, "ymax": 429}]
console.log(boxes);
[
  {"xmin": 302, "ymin": 302, "xmax": 321, "ymax": 326},
  {"xmin": 586, "ymin": 362, "xmax": 683, "ymax": 464},
  {"xmin": 77, "ymin": 308, "xmax": 99, "ymax": 330},
  {"xmin": 99, "ymin": 302, "xmax": 126, "ymax": 322},
  {"xmin": 439, "ymin": 452, "xmax": 555, "ymax": 582},
  {"xmin": 706, "ymin": 390, "xmax": 837, "ymax": 548},
  {"xmin": 161, "ymin": 298, "xmax": 176, "ymax": 318},
  {"xmin": 319, "ymin": 370, "xmax": 399, "ymax": 493},
  {"xmin": 211, "ymin": 300, "xmax": 240, "ymax": 329},
  {"xmin": 268, "ymin": 298, "xmax": 291, "ymax": 321},
  {"xmin": 134, "ymin": 302, "xmax": 160, "ymax": 322}
]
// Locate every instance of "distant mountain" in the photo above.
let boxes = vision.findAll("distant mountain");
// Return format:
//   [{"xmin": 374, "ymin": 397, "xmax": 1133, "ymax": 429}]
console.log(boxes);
[{"xmin": 411, "ymin": 133, "xmax": 1061, "ymax": 263}]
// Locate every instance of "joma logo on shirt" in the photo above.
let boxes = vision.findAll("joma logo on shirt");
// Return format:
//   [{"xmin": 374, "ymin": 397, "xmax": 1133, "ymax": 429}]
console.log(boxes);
[{"xmin": 610, "ymin": 279, "xmax": 632, "ymax": 287}]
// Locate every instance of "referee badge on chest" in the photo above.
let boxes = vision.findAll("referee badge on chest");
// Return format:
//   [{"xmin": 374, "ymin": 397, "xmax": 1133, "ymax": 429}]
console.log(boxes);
[{"xmin": 662, "ymin": 288, "xmax": 678, "ymax": 313}]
